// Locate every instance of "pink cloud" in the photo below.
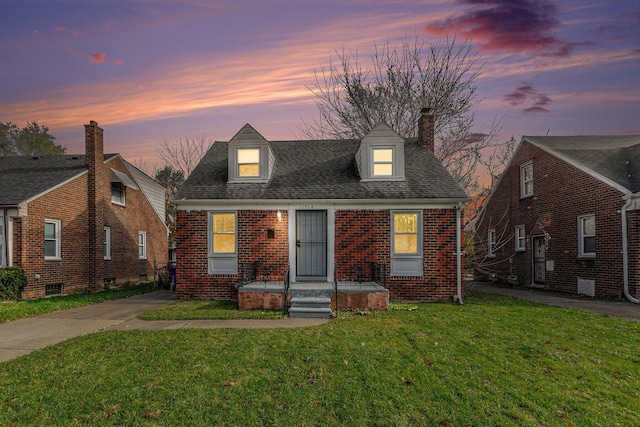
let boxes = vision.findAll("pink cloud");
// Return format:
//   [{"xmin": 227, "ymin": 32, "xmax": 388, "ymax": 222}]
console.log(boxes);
[
  {"xmin": 424, "ymin": 0, "xmax": 587, "ymax": 58},
  {"xmin": 54, "ymin": 25, "xmax": 82, "ymax": 37},
  {"xmin": 88, "ymin": 53, "xmax": 106, "ymax": 63},
  {"xmin": 113, "ymin": 59, "xmax": 124, "ymax": 65}
]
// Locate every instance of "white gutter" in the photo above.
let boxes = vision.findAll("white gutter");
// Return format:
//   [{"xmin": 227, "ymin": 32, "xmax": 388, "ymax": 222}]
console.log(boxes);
[
  {"xmin": 621, "ymin": 199, "xmax": 640, "ymax": 303},
  {"xmin": 456, "ymin": 202, "xmax": 463, "ymax": 305}
]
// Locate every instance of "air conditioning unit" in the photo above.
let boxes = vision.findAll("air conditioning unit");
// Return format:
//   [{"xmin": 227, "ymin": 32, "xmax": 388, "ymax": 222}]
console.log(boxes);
[{"xmin": 577, "ymin": 278, "xmax": 595, "ymax": 297}]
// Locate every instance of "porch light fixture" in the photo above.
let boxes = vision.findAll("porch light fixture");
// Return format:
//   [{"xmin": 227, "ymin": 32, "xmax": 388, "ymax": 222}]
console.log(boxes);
[{"xmin": 276, "ymin": 210, "xmax": 282, "ymax": 222}]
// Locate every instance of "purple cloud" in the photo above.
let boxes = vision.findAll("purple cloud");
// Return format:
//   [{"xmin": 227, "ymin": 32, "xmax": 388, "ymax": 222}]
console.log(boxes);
[
  {"xmin": 504, "ymin": 82, "xmax": 552, "ymax": 113},
  {"xmin": 425, "ymin": 0, "xmax": 585, "ymax": 57}
]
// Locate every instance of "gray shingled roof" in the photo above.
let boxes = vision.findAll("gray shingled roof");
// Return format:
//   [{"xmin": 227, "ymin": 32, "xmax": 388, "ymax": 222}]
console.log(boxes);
[
  {"xmin": 524, "ymin": 135, "xmax": 640, "ymax": 193},
  {"xmin": 0, "ymin": 154, "xmax": 116, "ymax": 206},
  {"xmin": 177, "ymin": 138, "xmax": 468, "ymax": 201}
]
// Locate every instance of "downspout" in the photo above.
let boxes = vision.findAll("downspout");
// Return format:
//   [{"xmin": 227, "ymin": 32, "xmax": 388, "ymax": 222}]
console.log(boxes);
[
  {"xmin": 1, "ymin": 209, "xmax": 7, "ymax": 267},
  {"xmin": 456, "ymin": 202, "xmax": 463, "ymax": 305},
  {"xmin": 621, "ymin": 199, "xmax": 640, "ymax": 303}
]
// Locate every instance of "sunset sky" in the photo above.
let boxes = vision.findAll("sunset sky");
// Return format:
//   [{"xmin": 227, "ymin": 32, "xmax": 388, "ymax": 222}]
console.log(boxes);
[{"xmin": 2, "ymin": 0, "xmax": 639, "ymax": 170}]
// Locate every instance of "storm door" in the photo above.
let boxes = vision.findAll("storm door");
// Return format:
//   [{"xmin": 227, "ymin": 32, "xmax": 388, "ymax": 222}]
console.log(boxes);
[
  {"xmin": 532, "ymin": 236, "xmax": 545, "ymax": 285},
  {"xmin": 296, "ymin": 210, "xmax": 327, "ymax": 280}
]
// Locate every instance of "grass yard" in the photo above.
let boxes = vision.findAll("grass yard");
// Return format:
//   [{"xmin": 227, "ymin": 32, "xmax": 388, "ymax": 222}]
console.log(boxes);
[
  {"xmin": 139, "ymin": 299, "xmax": 285, "ymax": 320},
  {"xmin": 0, "ymin": 283, "xmax": 155, "ymax": 323},
  {"xmin": 1, "ymin": 292, "xmax": 639, "ymax": 426}
]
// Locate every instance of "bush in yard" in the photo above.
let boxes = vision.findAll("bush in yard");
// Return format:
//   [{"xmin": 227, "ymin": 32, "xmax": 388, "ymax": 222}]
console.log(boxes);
[{"xmin": 0, "ymin": 267, "xmax": 28, "ymax": 300}]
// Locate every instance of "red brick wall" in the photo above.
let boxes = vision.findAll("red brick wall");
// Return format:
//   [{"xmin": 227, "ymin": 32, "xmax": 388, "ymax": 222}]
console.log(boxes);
[
  {"xmin": 475, "ymin": 141, "xmax": 629, "ymax": 299},
  {"xmin": 335, "ymin": 209, "xmax": 459, "ymax": 302},
  {"xmin": 177, "ymin": 208, "xmax": 460, "ymax": 302},
  {"xmin": 16, "ymin": 158, "xmax": 167, "ymax": 300},
  {"xmin": 175, "ymin": 209, "xmax": 289, "ymax": 300}
]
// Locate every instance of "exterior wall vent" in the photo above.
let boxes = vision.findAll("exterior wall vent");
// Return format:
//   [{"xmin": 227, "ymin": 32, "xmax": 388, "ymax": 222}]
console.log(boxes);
[
  {"xmin": 45, "ymin": 283, "xmax": 63, "ymax": 296},
  {"xmin": 577, "ymin": 278, "xmax": 595, "ymax": 297}
]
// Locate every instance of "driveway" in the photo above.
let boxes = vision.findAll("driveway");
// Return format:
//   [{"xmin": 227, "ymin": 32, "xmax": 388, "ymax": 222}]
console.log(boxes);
[
  {"xmin": 470, "ymin": 282, "xmax": 640, "ymax": 322},
  {"xmin": 0, "ymin": 290, "xmax": 328, "ymax": 363}
]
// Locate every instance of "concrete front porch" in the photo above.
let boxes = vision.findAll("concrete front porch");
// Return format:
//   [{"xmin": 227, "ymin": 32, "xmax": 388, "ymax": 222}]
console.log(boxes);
[{"xmin": 237, "ymin": 281, "xmax": 389, "ymax": 311}]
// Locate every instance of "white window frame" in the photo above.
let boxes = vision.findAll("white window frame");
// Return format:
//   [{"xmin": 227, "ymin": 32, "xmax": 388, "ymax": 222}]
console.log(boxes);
[
  {"xmin": 578, "ymin": 214, "xmax": 595, "ymax": 257},
  {"xmin": 138, "ymin": 231, "xmax": 147, "ymax": 259},
  {"xmin": 104, "ymin": 226, "xmax": 111, "ymax": 260},
  {"xmin": 236, "ymin": 147, "xmax": 261, "ymax": 178},
  {"xmin": 208, "ymin": 211, "xmax": 238, "ymax": 274},
  {"xmin": 44, "ymin": 219, "xmax": 61, "ymax": 260},
  {"xmin": 515, "ymin": 225, "xmax": 526, "ymax": 251},
  {"xmin": 111, "ymin": 182, "xmax": 125, "ymax": 205},
  {"xmin": 488, "ymin": 229, "xmax": 496, "ymax": 257},
  {"xmin": 390, "ymin": 211, "xmax": 423, "ymax": 276},
  {"xmin": 520, "ymin": 161, "xmax": 533, "ymax": 198},
  {"xmin": 372, "ymin": 147, "xmax": 394, "ymax": 177}
]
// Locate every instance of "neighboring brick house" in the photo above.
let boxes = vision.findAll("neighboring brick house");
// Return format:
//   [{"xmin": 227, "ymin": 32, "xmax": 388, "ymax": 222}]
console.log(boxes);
[
  {"xmin": 474, "ymin": 135, "xmax": 640, "ymax": 302},
  {"xmin": 0, "ymin": 121, "xmax": 168, "ymax": 299},
  {"xmin": 174, "ymin": 109, "xmax": 469, "ymax": 310}
]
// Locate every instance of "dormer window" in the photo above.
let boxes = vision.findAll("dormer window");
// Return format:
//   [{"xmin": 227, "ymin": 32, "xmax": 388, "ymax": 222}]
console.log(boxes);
[
  {"xmin": 228, "ymin": 124, "xmax": 274, "ymax": 183},
  {"xmin": 237, "ymin": 148, "xmax": 260, "ymax": 177},
  {"xmin": 372, "ymin": 148, "xmax": 394, "ymax": 176},
  {"xmin": 356, "ymin": 122, "xmax": 405, "ymax": 181}
]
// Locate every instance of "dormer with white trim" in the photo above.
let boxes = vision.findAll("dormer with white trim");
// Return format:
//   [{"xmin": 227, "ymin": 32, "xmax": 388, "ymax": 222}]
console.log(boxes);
[
  {"xmin": 227, "ymin": 124, "xmax": 275, "ymax": 183},
  {"xmin": 356, "ymin": 122, "xmax": 405, "ymax": 181}
]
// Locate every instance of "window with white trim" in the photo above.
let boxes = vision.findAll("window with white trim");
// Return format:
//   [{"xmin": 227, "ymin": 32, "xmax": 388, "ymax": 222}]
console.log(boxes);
[
  {"xmin": 44, "ymin": 219, "xmax": 61, "ymax": 260},
  {"xmin": 104, "ymin": 226, "xmax": 111, "ymax": 260},
  {"xmin": 578, "ymin": 214, "xmax": 595, "ymax": 257},
  {"xmin": 111, "ymin": 182, "xmax": 125, "ymax": 205},
  {"xmin": 515, "ymin": 225, "xmax": 526, "ymax": 251},
  {"xmin": 520, "ymin": 161, "xmax": 533, "ymax": 198},
  {"xmin": 372, "ymin": 147, "xmax": 394, "ymax": 176},
  {"xmin": 209, "ymin": 212, "xmax": 238, "ymax": 274},
  {"xmin": 488, "ymin": 229, "xmax": 496, "ymax": 257},
  {"xmin": 237, "ymin": 148, "xmax": 261, "ymax": 177},
  {"xmin": 390, "ymin": 211, "xmax": 422, "ymax": 276},
  {"xmin": 138, "ymin": 231, "xmax": 147, "ymax": 259}
]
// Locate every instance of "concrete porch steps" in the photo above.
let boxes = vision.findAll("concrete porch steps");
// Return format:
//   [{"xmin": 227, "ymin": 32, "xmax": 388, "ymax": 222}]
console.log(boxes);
[{"xmin": 288, "ymin": 296, "xmax": 332, "ymax": 319}]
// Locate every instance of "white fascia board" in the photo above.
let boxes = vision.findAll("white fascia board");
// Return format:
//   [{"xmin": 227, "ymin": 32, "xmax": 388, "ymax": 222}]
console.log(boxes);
[
  {"xmin": 18, "ymin": 170, "xmax": 88, "ymax": 217},
  {"xmin": 175, "ymin": 198, "xmax": 469, "ymax": 211}
]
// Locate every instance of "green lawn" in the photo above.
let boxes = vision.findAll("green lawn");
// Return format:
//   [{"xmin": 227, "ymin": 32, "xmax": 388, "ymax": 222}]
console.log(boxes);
[
  {"xmin": 1, "ymin": 292, "xmax": 639, "ymax": 426},
  {"xmin": 0, "ymin": 283, "xmax": 155, "ymax": 323}
]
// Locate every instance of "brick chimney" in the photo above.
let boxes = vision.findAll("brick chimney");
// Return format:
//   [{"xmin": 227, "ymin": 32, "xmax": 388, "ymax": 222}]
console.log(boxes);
[
  {"xmin": 418, "ymin": 107, "xmax": 435, "ymax": 151},
  {"xmin": 85, "ymin": 121, "xmax": 105, "ymax": 291}
]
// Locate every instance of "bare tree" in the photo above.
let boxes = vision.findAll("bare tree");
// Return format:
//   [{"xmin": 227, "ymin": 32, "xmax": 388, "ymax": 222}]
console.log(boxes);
[
  {"xmin": 299, "ymin": 35, "xmax": 511, "ymax": 206},
  {"xmin": 155, "ymin": 135, "xmax": 213, "ymax": 177}
]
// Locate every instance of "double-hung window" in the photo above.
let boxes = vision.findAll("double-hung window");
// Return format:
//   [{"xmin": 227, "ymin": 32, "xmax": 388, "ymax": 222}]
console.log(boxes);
[
  {"xmin": 520, "ymin": 161, "xmax": 533, "ymax": 198},
  {"xmin": 578, "ymin": 214, "xmax": 595, "ymax": 257},
  {"xmin": 237, "ymin": 148, "xmax": 260, "ymax": 177},
  {"xmin": 372, "ymin": 148, "xmax": 394, "ymax": 177},
  {"xmin": 111, "ymin": 182, "xmax": 125, "ymax": 205},
  {"xmin": 488, "ymin": 229, "xmax": 496, "ymax": 257},
  {"xmin": 44, "ymin": 219, "xmax": 61, "ymax": 260},
  {"xmin": 515, "ymin": 225, "xmax": 526, "ymax": 251},
  {"xmin": 390, "ymin": 211, "xmax": 422, "ymax": 276},
  {"xmin": 138, "ymin": 231, "xmax": 147, "ymax": 259},
  {"xmin": 209, "ymin": 212, "xmax": 238, "ymax": 274}
]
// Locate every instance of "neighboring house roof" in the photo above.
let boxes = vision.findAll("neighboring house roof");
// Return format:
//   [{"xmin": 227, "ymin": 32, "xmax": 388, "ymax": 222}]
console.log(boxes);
[
  {"xmin": 524, "ymin": 135, "xmax": 640, "ymax": 194},
  {"xmin": 0, "ymin": 154, "xmax": 117, "ymax": 207},
  {"xmin": 177, "ymin": 136, "xmax": 468, "ymax": 202},
  {"xmin": 0, "ymin": 154, "xmax": 166, "ymax": 226}
]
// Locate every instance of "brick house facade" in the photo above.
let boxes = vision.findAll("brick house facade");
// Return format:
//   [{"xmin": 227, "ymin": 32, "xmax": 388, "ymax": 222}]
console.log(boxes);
[
  {"xmin": 175, "ymin": 109, "xmax": 469, "ymax": 308},
  {"xmin": 475, "ymin": 135, "xmax": 640, "ymax": 302},
  {"xmin": 0, "ymin": 121, "xmax": 168, "ymax": 299}
]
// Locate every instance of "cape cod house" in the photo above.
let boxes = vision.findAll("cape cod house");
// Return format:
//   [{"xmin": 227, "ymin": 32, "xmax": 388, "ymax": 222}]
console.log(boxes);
[
  {"xmin": 174, "ymin": 109, "xmax": 468, "ymax": 311},
  {"xmin": 0, "ymin": 121, "xmax": 168, "ymax": 299},
  {"xmin": 474, "ymin": 135, "xmax": 640, "ymax": 303}
]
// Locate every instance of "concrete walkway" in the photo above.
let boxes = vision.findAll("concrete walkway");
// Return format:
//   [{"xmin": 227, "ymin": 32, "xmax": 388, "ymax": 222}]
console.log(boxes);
[
  {"xmin": 0, "ymin": 291, "xmax": 328, "ymax": 363},
  {"xmin": 470, "ymin": 282, "xmax": 640, "ymax": 322}
]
